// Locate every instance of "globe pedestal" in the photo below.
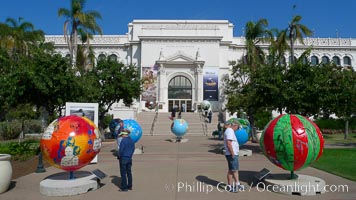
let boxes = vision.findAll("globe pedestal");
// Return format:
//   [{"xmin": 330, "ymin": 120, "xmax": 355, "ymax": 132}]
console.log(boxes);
[
  {"xmin": 40, "ymin": 171, "xmax": 99, "ymax": 196},
  {"xmin": 263, "ymin": 174, "xmax": 326, "ymax": 196},
  {"xmin": 0, "ymin": 154, "xmax": 12, "ymax": 194},
  {"xmin": 168, "ymin": 137, "xmax": 189, "ymax": 143}
]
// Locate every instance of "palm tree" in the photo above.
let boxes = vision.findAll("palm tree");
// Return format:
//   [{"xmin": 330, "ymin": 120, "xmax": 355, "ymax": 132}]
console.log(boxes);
[
  {"xmin": 58, "ymin": 0, "xmax": 103, "ymax": 67},
  {"xmin": 286, "ymin": 15, "xmax": 312, "ymax": 64},
  {"xmin": 1, "ymin": 17, "xmax": 44, "ymax": 56},
  {"xmin": 244, "ymin": 19, "xmax": 271, "ymax": 70}
]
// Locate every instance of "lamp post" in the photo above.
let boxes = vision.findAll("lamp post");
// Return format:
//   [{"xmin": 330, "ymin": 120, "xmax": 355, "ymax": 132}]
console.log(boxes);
[{"xmin": 36, "ymin": 107, "xmax": 48, "ymax": 173}]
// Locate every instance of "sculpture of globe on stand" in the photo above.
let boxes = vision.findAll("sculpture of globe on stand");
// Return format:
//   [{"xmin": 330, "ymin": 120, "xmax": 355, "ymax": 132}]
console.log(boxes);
[
  {"xmin": 40, "ymin": 115, "xmax": 102, "ymax": 179},
  {"xmin": 226, "ymin": 118, "xmax": 251, "ymax": 145},
  {"xmin": 260, "ymin": 114, "xmax": 324, "ymax": 178},
  {"xmin": 122, "ymin": 119, "xmax": 143, "ymax": 143},
  {"xmin": 109, "ymin": 118, "xmax": 122, "ymax": 138},
  {"xmin": 171, "ymin": 119, "xmax": 189, "ymax": 141},
  {"xmin": 201, "ymin": 100, "xmax": 211, "ymax": 111}
]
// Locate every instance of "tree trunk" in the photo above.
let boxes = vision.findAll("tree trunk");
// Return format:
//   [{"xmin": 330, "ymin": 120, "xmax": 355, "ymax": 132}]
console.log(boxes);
[{"xmin": 344, "ymin": 119, "xmax": 349, "ymax": 139}]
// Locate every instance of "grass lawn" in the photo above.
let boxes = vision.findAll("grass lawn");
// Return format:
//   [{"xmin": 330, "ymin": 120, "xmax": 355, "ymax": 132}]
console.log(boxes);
[
  {"xmin": 322, "ymin": 133, "xmax": 356, "ymax": 145},
  {"xmin": 312, "ymin": 148, "xmax": 356, "ymax": 182}
]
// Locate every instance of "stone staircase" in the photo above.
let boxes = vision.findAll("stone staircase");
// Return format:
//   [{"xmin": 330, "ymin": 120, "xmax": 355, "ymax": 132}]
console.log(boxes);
[{"xmin": 136, "ymin": 111, "xmax": 221, "ymax": 137}]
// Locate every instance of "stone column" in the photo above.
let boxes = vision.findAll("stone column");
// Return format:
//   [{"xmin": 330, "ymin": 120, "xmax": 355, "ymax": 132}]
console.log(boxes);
[
  {"xmin": 158, "ymin": 64, "xmax": 166, "ymax": 110},
  {"xmin": 195, "ymin": 64, "xmax": 203, "ymax": 109}
]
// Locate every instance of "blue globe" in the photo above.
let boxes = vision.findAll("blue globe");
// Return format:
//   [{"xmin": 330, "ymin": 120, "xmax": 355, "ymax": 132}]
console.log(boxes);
[
  {"xmin": 123, "ymin": 119, "xmax": 142, "ymax": 143},
  {"xmin": 109, "ymin": 118, "xmax": 122, "ymax": 138},
  {"xmin": 171, "ymin": 119, "xmax": 188, "ymax": 137},
  {"xmin": 235, "ymin": 129, "xmax": 249, "ymax": 145},
  {"xmin": 227, "ymin": 117, "xmax": 251, "ymax": 145}
]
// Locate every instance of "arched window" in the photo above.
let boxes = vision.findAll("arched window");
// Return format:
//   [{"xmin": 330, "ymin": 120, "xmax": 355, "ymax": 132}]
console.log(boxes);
[
  {"xmin": 266, "ymin": 55, "xmax": 273, "ymax": 65},
  {"xmin": 98, "ymin": 54, "xmax": 106, "ymax": 61},
  {"xmin": 301, "ymin": 56, "xmax": 308, "ymax": 65},
  {"xmin": 168, "ymin": 76, "xmax": 192, "ymax": 99},
  {"xmin": 332, "ymin": 56, "xmax": 341, "ymax": 65},
  {"xmin": 343, "ymin": 56, "xmax": 351, "ymax": 66},
  {"xmin": 311, "ymin": 56, "xmax": 319, "ymax": 66},
  {"xmin": 109, "ymin": 54, "xmax": 117, "ymax": 61},
  {"xmin": 278, "ymin": 56, "xmax": 286, "ymax": 66},
  {"xmin": 321, "ymin": 56, "xmax": 330, "ymax": 64},
  {"xmin": 288, "ymin": 56, "xmax": 297, "ymax": 64}
]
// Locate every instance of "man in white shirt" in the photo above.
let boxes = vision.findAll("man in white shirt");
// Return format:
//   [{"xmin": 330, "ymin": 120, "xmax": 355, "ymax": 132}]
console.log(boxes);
[{"xmin": 223, "ymin": 118, "xmax": 244, "ymax": 192}]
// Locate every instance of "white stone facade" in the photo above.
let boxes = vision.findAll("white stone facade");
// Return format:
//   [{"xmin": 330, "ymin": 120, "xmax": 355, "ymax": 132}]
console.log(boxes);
[{"xmin": 45, "ymin": 20, "xmax": 356, "ymax": 115}]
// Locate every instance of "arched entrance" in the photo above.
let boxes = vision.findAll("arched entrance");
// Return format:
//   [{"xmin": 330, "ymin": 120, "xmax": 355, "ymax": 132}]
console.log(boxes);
[{"xmin": 168, "ymin": 75, "xmax": 192, "ymax": 112}]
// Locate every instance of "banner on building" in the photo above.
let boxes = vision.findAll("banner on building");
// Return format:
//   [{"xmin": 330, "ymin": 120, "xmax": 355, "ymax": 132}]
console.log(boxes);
[
  {"xmin": 141, "ymin": 65, "xmax": 158, "ymax": 102},
  {"xmin": 203, "ymin": 68, "xmax": 219, "ymax": 101}
]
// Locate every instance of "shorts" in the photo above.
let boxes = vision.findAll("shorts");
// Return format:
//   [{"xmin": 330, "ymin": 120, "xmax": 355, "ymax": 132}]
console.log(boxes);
[{"xmin": 225, "ymin": 155, "xmax": 239, "ymax": 171}]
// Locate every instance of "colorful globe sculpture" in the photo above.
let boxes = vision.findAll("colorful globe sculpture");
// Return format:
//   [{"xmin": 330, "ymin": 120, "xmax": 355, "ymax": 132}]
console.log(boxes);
[
  {"xmin": 260, "ymin": 114, "xmax": 324, "ymax": 171},
  {"xmin": 40, "ymin": 115, "xmax": 102, "ymax": 172},
  {"xmin": 122, "ymin": 119, "xmax": 142, "ymax": 143},
  {"xmin": 235, "ymin": 129, "xmax": 249, "ymax": 145},
  {"xmin": 171, "ymin": 119, "xmax": 189, "ymax": 137},
  {"xmin": 227, "ymin": 118, "xmax": 251, "ymax": 145},
  {"xmin": 109, "ymin": 118, "xmax": 122, "ymax": 135},
  {"xmin": 201, "ymin": 100, "xmax": 211, "ymax": 110},
  {"xmin": 236, "ymin": 118, "xmax": 251, "ymax": 135}
]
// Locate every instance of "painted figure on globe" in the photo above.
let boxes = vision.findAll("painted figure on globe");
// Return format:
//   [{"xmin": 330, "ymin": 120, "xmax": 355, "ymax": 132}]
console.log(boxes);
[
  {"xmin": 40, "ymin": 115, "xmax": 102, "ymax": 172},
  {"xmin": 260, "ymin": 114, "xmax": 324, "ymax": 177}
]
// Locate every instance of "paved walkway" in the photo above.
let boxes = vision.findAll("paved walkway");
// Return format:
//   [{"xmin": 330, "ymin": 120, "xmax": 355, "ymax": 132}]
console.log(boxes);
[{"xmin": 2, "ymin": 135, "xmax": 355, "ymax": 200}]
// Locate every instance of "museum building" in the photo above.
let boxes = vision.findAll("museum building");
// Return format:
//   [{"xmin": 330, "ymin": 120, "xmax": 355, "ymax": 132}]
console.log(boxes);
[{"xmin": 45, "ymin": 20, "xmax": 356, "ymax": 116}]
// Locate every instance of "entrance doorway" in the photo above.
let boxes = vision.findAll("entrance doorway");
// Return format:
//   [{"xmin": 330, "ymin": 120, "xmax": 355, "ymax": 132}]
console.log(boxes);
[{"xmin": 168, "ymin": 75, "xmax": 192, "ymax": 112}]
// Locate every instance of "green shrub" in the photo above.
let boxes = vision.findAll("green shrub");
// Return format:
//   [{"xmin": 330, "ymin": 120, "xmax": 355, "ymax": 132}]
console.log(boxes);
[
  {"xmin": 315, "ymin": 118, "xmax": 356, "ymax": 130},
  {"xmin": 24, "ymin": 120, "xmax": 43, "ymax": 134},
  {"xmin": 254, "ymin": 110, "xmax": 272, "ymax": 130},
  {"xmin": 102, "ymin": 114, "xmax": 113, "ymax": 129},
  {"xmin": 0, "ymin": 120, "xmax": 22, "ymax": 140},
  {"xmin": 0, "ymin": 139, "xmax": 40, "ymax": 161}
]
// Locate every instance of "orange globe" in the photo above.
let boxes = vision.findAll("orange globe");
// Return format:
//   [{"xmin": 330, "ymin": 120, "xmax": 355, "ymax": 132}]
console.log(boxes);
[{"xmin": 40, "ymin": 115, "xmax": 102, "ymax": 171}]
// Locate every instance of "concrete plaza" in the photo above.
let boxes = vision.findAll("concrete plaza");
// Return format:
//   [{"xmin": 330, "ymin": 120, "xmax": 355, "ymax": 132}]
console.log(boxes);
[{"xmin": 1, "ymin": 135, "xmax": 355, "ymax": 200}]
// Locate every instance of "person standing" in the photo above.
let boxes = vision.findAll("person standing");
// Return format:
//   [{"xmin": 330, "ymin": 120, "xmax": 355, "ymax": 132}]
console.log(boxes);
[
  {"xmin": 208, "ymin": 110, "xmax": 212, "ymax": 123},
  {"xmin": 117, "ymin": 131, "xmax": 135, "ymax": 192},
  {"xmin": 223, "ymin": 119, "xmax": 244, "ymax": 192},
  {"xmin": 170, "ymin": 105, "xmax": 177, "ymax": 120}
]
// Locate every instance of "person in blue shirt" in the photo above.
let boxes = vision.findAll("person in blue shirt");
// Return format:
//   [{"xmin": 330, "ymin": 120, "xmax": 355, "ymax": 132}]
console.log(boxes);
[{"xmin": 117, "ymin": 131, "xmax": 135, "ymax": 192}]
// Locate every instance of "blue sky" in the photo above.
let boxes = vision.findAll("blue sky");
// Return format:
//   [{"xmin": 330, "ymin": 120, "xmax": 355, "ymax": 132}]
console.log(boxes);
[{"xmin": 0, "ymin": 0, "xmax": 355, "ymax": 38}]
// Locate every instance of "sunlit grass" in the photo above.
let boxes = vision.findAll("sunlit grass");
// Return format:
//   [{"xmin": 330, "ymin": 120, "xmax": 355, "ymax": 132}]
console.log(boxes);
[{"xmin": 312, "ymin": 148, "xmax": 356, "ymax": 181}]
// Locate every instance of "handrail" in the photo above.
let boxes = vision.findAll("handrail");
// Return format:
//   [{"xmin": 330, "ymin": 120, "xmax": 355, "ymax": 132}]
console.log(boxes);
[{"xmin": 150, "ymin": 111, "xmax": 158, "ymax": 136}]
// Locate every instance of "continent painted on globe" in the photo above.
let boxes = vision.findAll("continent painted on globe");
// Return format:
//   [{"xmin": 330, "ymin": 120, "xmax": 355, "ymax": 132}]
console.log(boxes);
[
  {"xmin": 260, "ymin": 114, "xmax": 324, "ymax": 171},
  {"xmin": 40, "ymin": 115, "xmax": 102, "ymax": 171},
  {"xmin": 123, "ymin": 119, "xmax": 143, "ymax": 143}
]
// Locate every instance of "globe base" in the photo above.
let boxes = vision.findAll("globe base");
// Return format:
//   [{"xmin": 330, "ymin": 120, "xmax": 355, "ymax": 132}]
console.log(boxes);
[
  {"xmin": 40, "ymin": 171, "xmax": 99, "ymax": 196},
  {"xmin": 264, "ymin": 174, "xmax": 326, "ymax": 196},
  {"xmin": 168, "ymin": 137, "xmax": 189, "ymax": 143}
]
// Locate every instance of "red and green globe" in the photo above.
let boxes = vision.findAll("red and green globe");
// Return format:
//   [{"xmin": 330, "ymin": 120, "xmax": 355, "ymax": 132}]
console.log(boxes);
[
  {"xmin": 40, "ymin": 115, "xmax": 102, "ymax": 171},
  {"xmin": 260, "ymin": 114, "xmax": 324, "ymax": 171}
]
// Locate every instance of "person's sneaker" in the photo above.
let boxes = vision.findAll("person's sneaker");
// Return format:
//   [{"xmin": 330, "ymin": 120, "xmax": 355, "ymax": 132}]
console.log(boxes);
[
  {"xmin": 237, "ymin": 184, "xmax": 245, "ymax": 191},
  {"xmin": 229, "ymin": 186, "xmax": 238, "ymax": 193},
  {"xmin": 119, "ymin": 189, "xmax": 128, "ymax": 192}
]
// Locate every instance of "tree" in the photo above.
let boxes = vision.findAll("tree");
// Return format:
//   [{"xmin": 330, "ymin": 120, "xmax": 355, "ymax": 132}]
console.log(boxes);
[
  {"xmin": 0, "ymin": 17, "xmax": 44, "ymax": 57},
  {"xmin": 244, "ymin": 19, "xmax": 271, "ymax": 70},
  {"xmin": 58, "ymin": 0, "xmax": 102, "ymax": 67},
  {"xmin": 332, "ymin": 66, "xmax": 356, "ymax": 139},
  {"xmin": 84, "ymin": 59, "xmax": 142, "ymax": 129},
  {"xmin": 286, "ymin": 15, "xmax": 312, "ymax": 64}
]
